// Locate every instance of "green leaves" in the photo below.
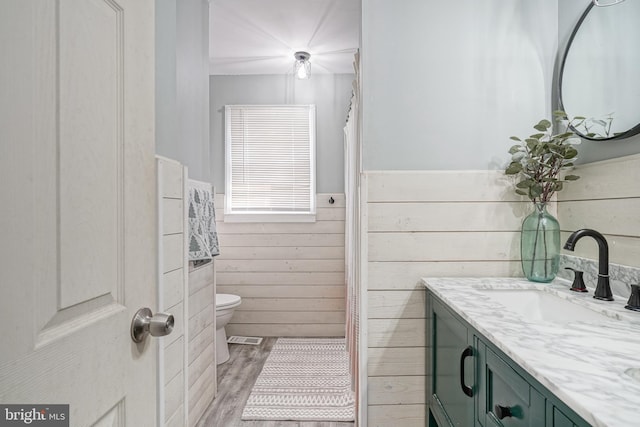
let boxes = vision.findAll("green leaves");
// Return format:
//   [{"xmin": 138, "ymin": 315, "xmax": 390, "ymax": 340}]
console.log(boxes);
[
  {"xmin": 508, "ymin": 144, "xmax": 522, "ymax": 154},
  {"xmin": 504, "ymin": 111, "xmax": 580, "ymax": 203},
  {"xmin": 525, "ymin": 138, "xmax": 539, "ymax": 151},
  {"xmin": 505, "ymin": 162, "xmax": 523, "ymax": 175},
  {"xmin": 564, "ymin": 147, "xmax": 578, "ymax": 159},
  {"xmin": 533, "ymin": 119, "xmax": 552, "ymax": 132},
  {"xmin": 516, "ymin": 179, "xmax": 533, "ymax": 188},
  {"xmin": 529, "ymin": 183, "xmax": 543, "ymax": 198},
  {"xmin": 556, "ymin": 132, "xmax": 574, "ymax": 139}
]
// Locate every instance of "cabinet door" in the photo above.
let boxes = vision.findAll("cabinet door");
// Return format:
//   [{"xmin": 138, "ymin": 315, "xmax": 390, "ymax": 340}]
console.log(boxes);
[
  {"xmin": 550, "ymin": 407, "xmax": 576, "ymax": 427},
  {"xmin": 430, "ymin": 298, "xmax": 475, "ymax": 427},
  {"xmin": 476, "ymin": 339, "xmax": 546, "ymax": 427},
  {"xmin": 546, "ymin": 402, "xmax": 591, "ymax": 427}
]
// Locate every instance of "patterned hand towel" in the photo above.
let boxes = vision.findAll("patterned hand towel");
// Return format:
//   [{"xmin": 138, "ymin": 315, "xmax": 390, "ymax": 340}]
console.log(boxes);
[{"xmin": 188, "ymin": 180, "xmax": 220, "ymax": 260}]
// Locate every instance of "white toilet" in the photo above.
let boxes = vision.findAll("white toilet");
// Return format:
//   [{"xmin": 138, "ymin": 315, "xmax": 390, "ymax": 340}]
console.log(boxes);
[{"xmin": 215, "ymin": 293, "xmax": 241, "ymax": 364}]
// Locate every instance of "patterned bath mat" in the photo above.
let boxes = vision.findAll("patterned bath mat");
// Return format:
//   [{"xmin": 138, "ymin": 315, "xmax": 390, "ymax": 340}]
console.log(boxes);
[{"xmin": 241, "ymin": 338, "xmax": 355, "ymax": 421}]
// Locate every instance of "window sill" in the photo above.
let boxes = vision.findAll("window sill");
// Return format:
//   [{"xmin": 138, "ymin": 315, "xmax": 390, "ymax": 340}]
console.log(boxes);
[{"xmin": 223, "ymin": 213, "xmax": 316, "ymax": 223}]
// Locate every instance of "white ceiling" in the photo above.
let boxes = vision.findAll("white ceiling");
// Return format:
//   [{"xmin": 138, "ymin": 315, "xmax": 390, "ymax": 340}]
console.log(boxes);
[{"xmin": 209, "ymin": 0, "xmax": 360, "ymax": 75}]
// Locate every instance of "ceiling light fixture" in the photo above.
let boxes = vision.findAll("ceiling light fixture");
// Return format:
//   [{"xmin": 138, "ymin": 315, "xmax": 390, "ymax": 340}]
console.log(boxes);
[{"xmin": 294, "ymin": 51, "xmax": 311, "ymax": 79}]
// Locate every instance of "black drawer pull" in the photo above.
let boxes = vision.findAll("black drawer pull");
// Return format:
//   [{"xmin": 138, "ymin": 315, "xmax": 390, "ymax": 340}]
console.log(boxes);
[
  {"xmin": 494, "ymin": 404, "xmax": 513, "ymax": 420},
  {"xmin": 459, "ymin": 345, "xmax": 473, "ymax": 397}
]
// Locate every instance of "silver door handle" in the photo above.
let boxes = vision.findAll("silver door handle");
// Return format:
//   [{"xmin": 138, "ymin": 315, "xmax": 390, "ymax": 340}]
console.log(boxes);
[{"xmin": 131, "ymin": 307, "xmax": 174, "ymax": 343}]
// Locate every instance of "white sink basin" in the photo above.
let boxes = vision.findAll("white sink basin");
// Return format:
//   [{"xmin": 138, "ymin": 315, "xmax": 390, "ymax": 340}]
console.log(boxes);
[{"xmin": 482, "ymin": 289, "xmax": 612, "ymax": 323}]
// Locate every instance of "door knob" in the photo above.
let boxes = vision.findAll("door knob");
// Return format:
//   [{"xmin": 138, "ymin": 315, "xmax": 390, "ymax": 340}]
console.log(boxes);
[{"xmin": 131, "ymin": 307, "xmax": 174, "ymax": 343}]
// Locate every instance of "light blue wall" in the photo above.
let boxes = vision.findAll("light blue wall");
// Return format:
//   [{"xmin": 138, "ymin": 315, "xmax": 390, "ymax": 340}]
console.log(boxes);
[
  {"xmin": 209, "ymin": 74, "xmax": 355, "ymax": 193},
  {"xmin": 557, "ymin": 0, "xmax": 640, "ymax": 164},
  {"xmin": 155, "ymin": 0, "xmax": 177, "ymax": 162},
  {"xmin": 155, "ymin": 0, "xmax": 211, "ymax": 182},
  {"xmin": 361, "ymin": 0, "xmax": 559, "ymax": 170},
  {"xmin": 157, "ymin": 0, "xmax": 640, "ymax": 178}
]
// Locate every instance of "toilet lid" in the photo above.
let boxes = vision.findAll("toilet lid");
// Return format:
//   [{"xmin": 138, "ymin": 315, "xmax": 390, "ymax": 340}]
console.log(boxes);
[{"xmin": 217, "ymin": 293, "xmax": 241, "ymax": 309}]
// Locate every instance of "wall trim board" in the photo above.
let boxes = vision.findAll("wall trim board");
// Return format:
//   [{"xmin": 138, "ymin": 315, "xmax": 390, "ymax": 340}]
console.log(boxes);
[
  {"xmin": 367, "ymin": 261, "xmax": 522, "ymax": 290},
  {"xmin": 368, "ymin": 404, "xmax": 426, "ymax": 427},
  {"xmin": 562, "ymin": 153, "xmax": 640, "ymax": 201},
  {"xmin": 367, "ymin": 347, "xmax": 426, "ymax": 376},
  {"xmin": 368, "ymin": 231, "xmax": 520, "ymax": 262},
  {"xmin": 226, "ymin": 323, "xmax": 346, "ymax": 338},
  {"xmin": 368, "ymin": 201, "xmax": 529, "ymax": 232},
  {"xmin": 216, "ymin": 271, "xmax": 345, "ymax": 286},
  {"xmin": 217, "ymin": 285, "xmax": 346, "ymax": 299},
  {"xmin": 558, "ymin": 199, "xmax": 640, "ymax": 237},
  {"xmin": 367, "ymin": 376, "xmax": 427, "ymax": 405},
  {"xmin": 366, "ymin": 170, "xmax": 523, "ymax": 203},
  {"xmin": 367, "ymin": 318, "xmax": 427, "ymax": 348}
]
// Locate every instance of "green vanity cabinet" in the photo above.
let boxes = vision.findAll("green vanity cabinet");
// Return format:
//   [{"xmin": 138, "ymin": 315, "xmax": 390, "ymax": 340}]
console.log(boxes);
[
  {"xmin": 543, "ymin": 400, "xmax": 591, "ymax": 427},
  {"xmin": 475, "ymin": 339, "xmax": 545, "ymax": 427},
  {"xmin": 427, "ymin": 291, "xmax": 591, "ymax": 427},
  {"xmin": 548, "ymin": 405, "xmax": 582, "ymax": 427},
  {"xmin": 429, "ymin": 296, "xmax": 475, "ymax": 427}
]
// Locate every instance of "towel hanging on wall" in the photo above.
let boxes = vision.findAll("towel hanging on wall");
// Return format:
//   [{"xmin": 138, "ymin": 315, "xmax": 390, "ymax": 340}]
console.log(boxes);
[{"xmin": 188, "ymin": 179, "xmax": 220, "ymax": 260}]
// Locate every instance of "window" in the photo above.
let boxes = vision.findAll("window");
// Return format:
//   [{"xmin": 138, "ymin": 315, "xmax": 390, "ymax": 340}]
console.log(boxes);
[{"xmin": 224, "ymin": 105, "xmax": 316, "ymax": 222}]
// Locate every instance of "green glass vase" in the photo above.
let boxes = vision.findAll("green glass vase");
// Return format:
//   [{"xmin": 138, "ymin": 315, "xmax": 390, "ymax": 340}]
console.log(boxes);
[{"xmin": 521, "ymin": 203, "xmax": 560, "ymax": 283}]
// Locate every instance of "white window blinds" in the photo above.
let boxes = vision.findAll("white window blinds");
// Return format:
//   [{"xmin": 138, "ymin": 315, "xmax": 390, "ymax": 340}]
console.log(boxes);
[{"xmin": 225, "ymin": 105, "xmax": 316, "ymax": 222}]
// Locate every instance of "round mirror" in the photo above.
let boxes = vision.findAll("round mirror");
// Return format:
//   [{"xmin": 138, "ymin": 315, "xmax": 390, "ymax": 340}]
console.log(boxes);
[{"xmin": 559, "ymin": 1, "xmax": 640, "ymax": 141}]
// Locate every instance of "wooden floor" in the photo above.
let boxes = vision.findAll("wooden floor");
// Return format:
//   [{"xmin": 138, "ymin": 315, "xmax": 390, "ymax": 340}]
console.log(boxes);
[{"xmin": 195, "ymin": 337, "xmax": 355, "ymax": 427}]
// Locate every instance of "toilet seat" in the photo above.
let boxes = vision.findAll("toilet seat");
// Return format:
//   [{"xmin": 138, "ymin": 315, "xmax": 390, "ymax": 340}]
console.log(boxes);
[{"xmin": 216, "ymin": 293, "xmax": 241, "ymax": 309}]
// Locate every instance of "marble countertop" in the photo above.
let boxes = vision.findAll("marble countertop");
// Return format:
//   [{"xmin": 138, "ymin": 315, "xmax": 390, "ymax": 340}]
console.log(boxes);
[{"xmin": 422, "ymin": 277, "xmax": 640, "ymax": 427}]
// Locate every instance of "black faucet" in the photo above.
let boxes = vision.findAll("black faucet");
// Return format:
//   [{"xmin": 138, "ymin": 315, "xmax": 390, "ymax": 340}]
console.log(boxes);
[{"xmin": 563, "ymin": 229, "xmax": 613, "ymax": 301}]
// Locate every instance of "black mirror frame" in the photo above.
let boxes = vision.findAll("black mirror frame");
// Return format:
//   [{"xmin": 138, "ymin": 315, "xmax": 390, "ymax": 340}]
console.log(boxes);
[{"xmin": 558, "ymin": 1, "xmax": 640, "ymax": 141}]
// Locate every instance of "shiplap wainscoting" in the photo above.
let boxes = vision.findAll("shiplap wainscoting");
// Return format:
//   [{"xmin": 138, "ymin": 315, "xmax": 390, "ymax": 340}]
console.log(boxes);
[
  {"xmin": 365, "ymin": 170, "xmax": 530, "ymax": 427},
  {"xmin": 215, "ymin": 194, "xmax": 346, "ymax": 337},
  {"xmin": 157, "ymin": 157, "xmax": 188, "ymax": 427},
  {"xmin": 158, "ymin": 158, "xmax": 218, "ymax": 427},
  {"xmin": 558, "ymin": 154, "xmax": 640, "ymax": 268},
  {"xmin": 187, "ymin": 262, "xmax": 216, "ymax": 426}
]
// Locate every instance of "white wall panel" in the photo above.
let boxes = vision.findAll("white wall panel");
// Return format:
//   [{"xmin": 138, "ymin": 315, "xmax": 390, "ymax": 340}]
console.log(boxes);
[
  {"xmin": 365, "ymin": 170, "xmax": 526, "ymax": 415},
  {"xmin": 368, "ymin": 404, "xmax": 425, "ymax": 427},
  {"xmin": 367, "ymin": 376, "xmax": 426, "ymax": 405},
  {"xmin": 558, "ymin": 154, "xmax": 640, "ymax": 269},
  {"xmin": 157, "ymin": 157, "xmax": 187, "ymax": 427},
  {"xmin": 187, "ymin": 259, "xmax": 215, "ymax": 427},
  {"xmin": 217, "ymin": 194, "xmax": 346, "ymax": 337}
]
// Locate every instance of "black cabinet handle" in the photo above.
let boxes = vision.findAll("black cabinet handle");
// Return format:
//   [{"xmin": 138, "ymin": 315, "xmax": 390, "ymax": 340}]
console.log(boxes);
[
  {"xmin": 459, "ymin": 345, "xmax": 473, "ymax": 397},
  {"xmin": 494, "ymin": 404, "xmax": 513, "ymax": 420}
]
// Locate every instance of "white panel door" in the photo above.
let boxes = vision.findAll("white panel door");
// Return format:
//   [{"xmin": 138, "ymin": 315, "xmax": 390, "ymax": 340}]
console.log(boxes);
[{"xmin": 0, "ymin": 0, "xmax": 158, "ymax": 426}]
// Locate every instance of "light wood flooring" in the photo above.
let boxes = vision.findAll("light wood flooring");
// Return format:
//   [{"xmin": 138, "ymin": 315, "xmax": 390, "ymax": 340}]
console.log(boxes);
[{"xmin": 196, "ymin": 337, "xmax": 355, "ymax": 427}]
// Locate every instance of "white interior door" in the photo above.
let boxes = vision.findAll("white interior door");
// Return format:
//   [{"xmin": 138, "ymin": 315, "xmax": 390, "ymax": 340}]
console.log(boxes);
[{"xmin": 0, "ymin": 1, "xmax": 158, "ymax": 425}]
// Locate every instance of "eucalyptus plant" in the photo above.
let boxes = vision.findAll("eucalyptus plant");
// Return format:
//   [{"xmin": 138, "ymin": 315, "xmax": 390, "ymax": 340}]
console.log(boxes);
[{"xmin": 505, "ymin": 111, "xmax": 581, "ymax": 204}]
